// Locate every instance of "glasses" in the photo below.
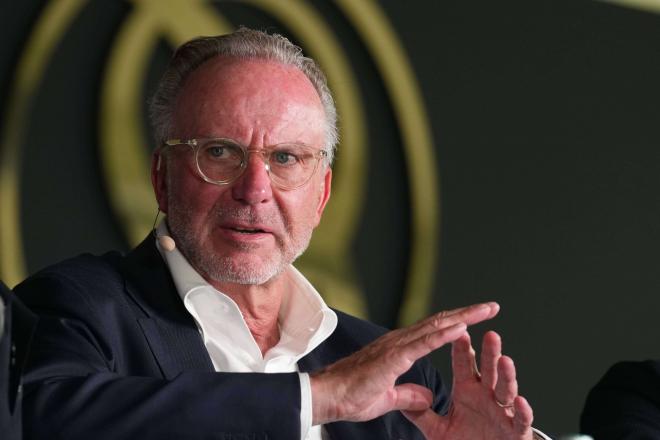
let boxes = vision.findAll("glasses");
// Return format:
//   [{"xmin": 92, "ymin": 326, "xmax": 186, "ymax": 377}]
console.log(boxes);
[{"xmin": 161, "ymin": 138, "xmax": 328, "ymax": 190}]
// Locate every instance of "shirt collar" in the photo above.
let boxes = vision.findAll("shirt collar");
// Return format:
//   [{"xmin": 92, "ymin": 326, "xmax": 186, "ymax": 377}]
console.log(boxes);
[
  {"xmin": 156, "ymin": 221, "xmax": 210, "ymax": 298},
  {"xmin": 155, "ymin": 220, "xmax": 337, "ymax": 362}
]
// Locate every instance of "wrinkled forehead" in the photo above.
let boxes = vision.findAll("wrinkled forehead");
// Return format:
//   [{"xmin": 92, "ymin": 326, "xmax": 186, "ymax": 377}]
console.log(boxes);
[{"xmin": 172, "ymin": 57, "xmax": 325, "ymax": 136}]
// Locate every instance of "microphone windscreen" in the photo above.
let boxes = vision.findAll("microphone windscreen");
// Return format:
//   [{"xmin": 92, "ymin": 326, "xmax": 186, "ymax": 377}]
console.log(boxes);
[{"xmin": 158, "ymin": 235, "xmax": 176, "ymax": 252}]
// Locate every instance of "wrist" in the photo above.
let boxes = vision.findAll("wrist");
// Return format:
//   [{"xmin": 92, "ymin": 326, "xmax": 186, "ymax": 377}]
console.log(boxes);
[{"xmin": 310, "ymin": 371, "xmax": 342, "ymax": 425}]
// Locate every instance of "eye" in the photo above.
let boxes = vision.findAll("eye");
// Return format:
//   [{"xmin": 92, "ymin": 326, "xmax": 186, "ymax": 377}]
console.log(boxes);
[
  {"xmin": 202, "ymin": 141, "xmax": 242, "ymax": 162},
  {"xmin": 207, "ymin": 145, "xmax": 228, "ymax": 158},
  {"xmin": 273, "ymin": 151, "xmax": 297, "ymax": 165}
]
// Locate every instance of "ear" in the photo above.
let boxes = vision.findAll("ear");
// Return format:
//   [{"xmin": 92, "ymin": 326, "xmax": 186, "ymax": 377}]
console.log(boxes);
[
  {"xmin": 151, "ymin": 150, "xmax": 169, "ymax": 214},
  {"xmin": 313, "ymin": 166, "xmax": 332, "ymax": 226}
]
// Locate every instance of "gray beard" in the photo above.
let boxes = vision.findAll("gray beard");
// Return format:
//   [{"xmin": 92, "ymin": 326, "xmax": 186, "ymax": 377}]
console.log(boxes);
[{"xmin": 167, "ymin": 200, "xmax": 312, "ymax": 285}]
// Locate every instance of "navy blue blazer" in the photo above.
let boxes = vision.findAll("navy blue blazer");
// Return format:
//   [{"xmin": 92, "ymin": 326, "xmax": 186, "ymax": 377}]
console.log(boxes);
[
  {"xmin": 15, "ymin": 236, "xmax": 447, "ymax": 439},
  {"xmin": 581, "ymin": 360, "xmax": 660, "ymax": 439},
  {"xmin": 1, "ymin": 281, "xmax": 37, "ymax": 440}
]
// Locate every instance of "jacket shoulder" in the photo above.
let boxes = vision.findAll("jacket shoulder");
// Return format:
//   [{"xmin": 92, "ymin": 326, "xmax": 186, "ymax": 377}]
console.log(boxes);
[
  {"xmin": 21, "ymin": 251, "xmax": 123, "ymax": 280},
  {"xmin": 332, "ymin": 308, "xmax": 390, "ymax": 345},
  {"xmin": 581, "ymin": 360, "xmax": 660, "ymax": 438},
  {"xmin": 13, "ymin": 251, "xmax": 124, "ymax": 309}
]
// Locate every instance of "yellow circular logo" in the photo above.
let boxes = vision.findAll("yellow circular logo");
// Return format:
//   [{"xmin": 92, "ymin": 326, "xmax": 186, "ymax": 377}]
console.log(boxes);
[{"xmin": 0, "ymin": 0, "xmax": 439, "ymax": 326}]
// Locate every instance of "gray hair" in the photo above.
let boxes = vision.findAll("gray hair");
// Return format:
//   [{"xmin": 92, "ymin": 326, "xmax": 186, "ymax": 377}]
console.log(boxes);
[{"xmin": 149, "ymin": 27, "xmax": 338, "ymax": 165}]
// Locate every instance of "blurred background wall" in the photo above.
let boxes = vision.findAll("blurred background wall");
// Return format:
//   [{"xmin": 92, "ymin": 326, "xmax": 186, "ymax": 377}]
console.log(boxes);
[{"xmin": 1, "ymin": 0, "xmax": 660, "ymax": 435}]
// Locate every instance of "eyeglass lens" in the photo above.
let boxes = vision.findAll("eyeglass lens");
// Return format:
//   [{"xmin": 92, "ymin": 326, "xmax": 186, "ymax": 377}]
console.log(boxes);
[{"xmin": 196, "ymin": 139, "xmax": 322, "ymax": 189}]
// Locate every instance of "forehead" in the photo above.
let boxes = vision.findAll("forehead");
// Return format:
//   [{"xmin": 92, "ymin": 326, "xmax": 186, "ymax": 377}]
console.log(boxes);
[{"xmin": 171, "ymin": 56, "xmax": 326, "ymax": 144}]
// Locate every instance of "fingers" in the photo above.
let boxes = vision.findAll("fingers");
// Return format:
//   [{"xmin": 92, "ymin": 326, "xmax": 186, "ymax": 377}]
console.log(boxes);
[
  {"xmin": 494, "ymin": 355, "xmax": 518, "ymax": 407},
  {"xmin": 440, "ymin": 301, "xmax": 500, "ymax": 326},
  {"xmin": 389, "ymin": 302, "xmax": 500, "ymax": 373},
  {"xmin": 446, "ymin": 327, "xmax": 535, "ymax": 439},
  {"xmin": 512, "ymin": 396, "xmax": 534, "ymax": 434},
  {"xmin": 402, "ymin": 322, "xmax": 467, "ymax": 367},
  {"xmin": 310, "ymin": 302, "xmax": 501, "ymax": 425},
  {"xmin": 451, "ymin": 332, "xmax": 478, "ymax": 382},
  {"xmin": 310, "ymin": 321, "xmax": 468, "ymax": 424},
  {"xmin": 489, "ymin": 338, "xmax": 533, "ymax": 436},
  {"xmin": 479, "ymin": 331, "xmax": 501, "ymax": 389},
  {"xmin": 400, "ymin": 302, "xmax": 500, "ymax": 346}
]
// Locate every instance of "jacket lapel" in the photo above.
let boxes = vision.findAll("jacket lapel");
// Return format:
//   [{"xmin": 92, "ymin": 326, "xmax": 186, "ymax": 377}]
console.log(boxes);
[{"xmin": 120, "ymin": 236, "xmax": 214, "ymax": 379}]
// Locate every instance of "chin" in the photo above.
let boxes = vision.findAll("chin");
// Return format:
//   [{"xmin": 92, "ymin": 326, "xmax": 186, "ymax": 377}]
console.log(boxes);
[
  {"xmin": 172, "ymin": 218, "xmax": 311, "ymax": 286},
  {"xmin": 212, "ymin": 263, "xmax": 285, "ymax": 286},
  {"xmin": 204, "ymin": 252, "xmax": 287, "ymax": 286}
]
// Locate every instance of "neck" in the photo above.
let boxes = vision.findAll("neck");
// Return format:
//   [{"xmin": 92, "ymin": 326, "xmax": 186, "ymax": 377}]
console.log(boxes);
[{"xmin": 210, "ymin": 276, "xmax": 285, "ymax": 356}]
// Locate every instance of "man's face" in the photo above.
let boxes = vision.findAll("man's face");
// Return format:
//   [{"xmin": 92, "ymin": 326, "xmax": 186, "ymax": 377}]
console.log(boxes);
[{"xmin": 152, "ymin": 57, "xmax": 331, "ymax": 286}]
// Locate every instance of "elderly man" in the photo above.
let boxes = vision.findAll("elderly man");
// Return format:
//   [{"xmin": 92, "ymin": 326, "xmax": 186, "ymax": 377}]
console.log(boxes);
[{"xmin": 16, "ymin": 28, "xmax": 548, "ymax": 439}]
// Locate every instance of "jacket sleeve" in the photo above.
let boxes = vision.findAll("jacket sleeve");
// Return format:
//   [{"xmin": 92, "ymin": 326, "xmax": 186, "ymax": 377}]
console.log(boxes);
[
  {"xmin": 581, "ymin": 360, "xmax": 660, "ymax": 440},
  {"xmin": 15, "ymin": 271, "xmax": 303, "ymax": 440},
  {"xmin": 1, "ymin": 281, "xmax": 39, "ymax": 440}
]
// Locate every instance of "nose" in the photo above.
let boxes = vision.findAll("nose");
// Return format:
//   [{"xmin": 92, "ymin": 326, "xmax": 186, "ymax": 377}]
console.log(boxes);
[{"xmin": 230, "ymin": 152, "xmax": 273, "ymax": 204}]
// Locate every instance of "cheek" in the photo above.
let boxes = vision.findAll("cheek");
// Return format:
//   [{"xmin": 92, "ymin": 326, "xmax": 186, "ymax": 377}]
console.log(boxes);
[
  {"xmin": 280, "ymin": 188, "xmax": 324, "ymax": 230},
  {"xmin": 169, "ymin": 171, "xmax": 223, "ymax": 220}
]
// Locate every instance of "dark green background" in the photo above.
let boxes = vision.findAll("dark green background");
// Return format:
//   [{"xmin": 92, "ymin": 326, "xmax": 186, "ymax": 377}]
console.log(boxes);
[{"xmin": 2, "ymin": 0, "xmax": 660, "ymax": 435}]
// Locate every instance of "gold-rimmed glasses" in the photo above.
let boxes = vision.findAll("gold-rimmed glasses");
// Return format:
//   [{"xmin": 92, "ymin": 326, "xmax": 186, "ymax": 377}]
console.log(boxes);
[{"xmin": 160, "ymin": 138, "xmax": 328, "ymax": 190}]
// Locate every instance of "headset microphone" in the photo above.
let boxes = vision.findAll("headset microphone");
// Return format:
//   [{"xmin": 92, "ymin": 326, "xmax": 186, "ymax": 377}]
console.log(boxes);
[
  {"xmin": 158, "ymin": 234, "xmax": 176, "ymax": 252},
  {"xmin": 152, "ymin": 209, "xmax": 176, "ymax": 252}
]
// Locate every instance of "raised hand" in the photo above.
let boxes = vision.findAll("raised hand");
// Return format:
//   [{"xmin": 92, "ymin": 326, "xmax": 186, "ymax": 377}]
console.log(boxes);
[
  {"xmin": 310, "ymin": 302, "xmax": 500, "ymax": 424},
  {"xmin": 402, "ymin": 331, "xmax": 535, "ymax": 440}
]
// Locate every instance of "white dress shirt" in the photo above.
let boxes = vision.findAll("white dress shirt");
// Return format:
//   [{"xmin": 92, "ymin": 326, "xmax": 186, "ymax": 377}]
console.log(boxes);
[{"xmin": 156, "ymin": 222, "xmax": 336, "ymax": 439}]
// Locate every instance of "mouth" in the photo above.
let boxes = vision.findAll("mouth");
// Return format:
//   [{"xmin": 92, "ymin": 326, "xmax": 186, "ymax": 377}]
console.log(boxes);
[
  {"xmin": 231, "ymin": 227, "xmax": 267, "ymax": 234},
  {"xmin": 222, "ymin": 222, "xmax": 273, "ymax": 236}
]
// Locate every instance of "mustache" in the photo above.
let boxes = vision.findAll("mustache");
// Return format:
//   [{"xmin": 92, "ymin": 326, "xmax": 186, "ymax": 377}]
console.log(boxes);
[{"xmin": 213, "ymin": 205, "xmax": 283, "ymax": 227}]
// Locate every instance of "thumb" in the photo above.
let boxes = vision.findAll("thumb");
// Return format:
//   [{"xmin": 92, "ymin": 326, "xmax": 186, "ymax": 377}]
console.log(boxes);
[{"xmin": 391, "ymin": 383, "xmax": 434, "ymax": 411}]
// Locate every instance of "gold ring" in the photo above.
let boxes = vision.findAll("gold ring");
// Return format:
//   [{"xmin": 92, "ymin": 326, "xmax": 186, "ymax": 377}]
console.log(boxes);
[{"xmin": 495, "ymin": 397, "xmax": 514, "ymax": 409}]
